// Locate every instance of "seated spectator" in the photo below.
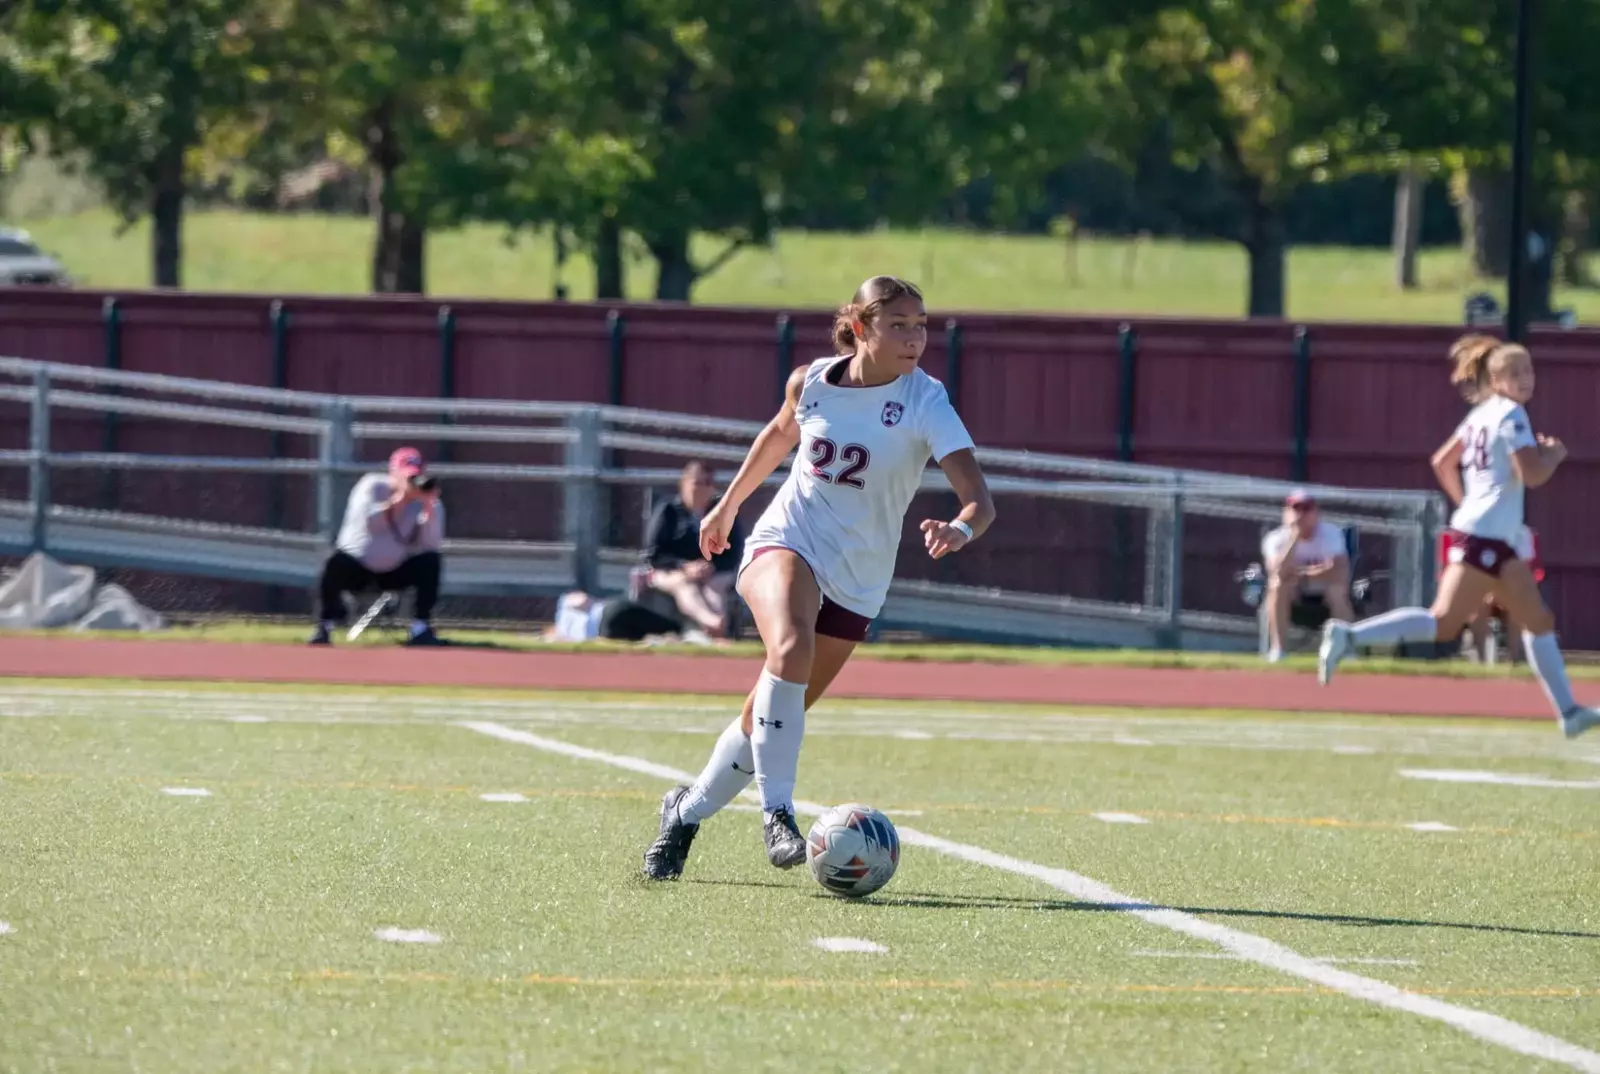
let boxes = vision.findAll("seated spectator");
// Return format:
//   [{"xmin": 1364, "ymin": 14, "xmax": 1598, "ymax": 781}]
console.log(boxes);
[
  {"xmin": 310, "ymin": 446, "xmax": 444, "ymax": 647},
  {"xmin": 641, "ymin": 460, "xmax": 746, "ymax": 638},
  {"xmin": 1261, "ymin": 489, "xmax": 1353, "ymax": 662}
]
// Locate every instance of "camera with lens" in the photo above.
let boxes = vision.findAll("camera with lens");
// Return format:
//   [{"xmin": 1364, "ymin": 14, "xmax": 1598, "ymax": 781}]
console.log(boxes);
[{"xmin": 409, "ymin": 473, "xmax": 439, "ymax": 494}]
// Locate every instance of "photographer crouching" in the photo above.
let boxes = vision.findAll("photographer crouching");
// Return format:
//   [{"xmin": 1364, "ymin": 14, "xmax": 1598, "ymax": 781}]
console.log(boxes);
[{"xmin": 309, "ymin": 446, "xmax": 445, "ymax": 647}]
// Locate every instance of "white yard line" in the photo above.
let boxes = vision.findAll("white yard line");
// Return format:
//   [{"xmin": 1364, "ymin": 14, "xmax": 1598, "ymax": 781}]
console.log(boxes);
[
  {"xmin": 812, "ymin": 937, "xmax": 888, "ymax": 954},
  {"xmin": 1400, "ymin": 769, "xmax": 1600, "ymax": 790},
  {"xmin": 4, "ymin": 685, "xmax": 1591, "ymax": 764},
  {"xmin": 459, "ymin": 720, "xmax": 1600, "ymax": 1074},
  {"xmin": 373, "ymin": 927, "xmax": 443, "ymax": 945}
]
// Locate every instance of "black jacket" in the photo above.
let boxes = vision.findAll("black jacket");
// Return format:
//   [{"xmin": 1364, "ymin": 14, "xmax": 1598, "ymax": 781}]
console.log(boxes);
[{"xmin": 645, "ymin": 496, "xmax": 745, "ymax": 574}]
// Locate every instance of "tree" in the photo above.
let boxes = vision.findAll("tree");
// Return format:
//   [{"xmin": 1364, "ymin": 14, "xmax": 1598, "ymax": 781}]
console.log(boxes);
[
  {"xmin": 5, "ymin": 0, "xmax": 267, "ymax": 287},
  {"xmin": 1370, "ymin": 0, "xmax": 1600, "ymax": 304},
  {"xmin": 1103, "ymin": 1, "xmax": 1415, "ymax": 317}
]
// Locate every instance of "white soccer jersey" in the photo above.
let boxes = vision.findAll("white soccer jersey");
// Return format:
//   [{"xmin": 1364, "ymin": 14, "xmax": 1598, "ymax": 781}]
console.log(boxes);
[
  {"xmin": 742, "ymin": 357, "xmax": 976, "ymax": 618},
  {"xmin": 1449, "ymin": 394, "xmax": 1537, "ymax": 543}
]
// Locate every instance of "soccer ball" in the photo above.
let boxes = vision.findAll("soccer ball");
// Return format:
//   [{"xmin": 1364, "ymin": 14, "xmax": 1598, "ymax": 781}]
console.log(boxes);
[{"xmin": 805, "ymin": 803, "xmax": 899, "ymax": 898}]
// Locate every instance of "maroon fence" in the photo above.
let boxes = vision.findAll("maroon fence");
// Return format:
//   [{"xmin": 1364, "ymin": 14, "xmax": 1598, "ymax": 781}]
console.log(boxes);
[{"xmin": 2, "ymin": 287, "xmax": 1597, "ymax": 644}]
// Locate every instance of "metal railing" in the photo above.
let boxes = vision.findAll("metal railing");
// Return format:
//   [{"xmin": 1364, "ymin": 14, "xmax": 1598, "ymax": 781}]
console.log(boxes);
[{"xmin": 0, "ymin": 357, "xmax": 1446, "ymax": 648}]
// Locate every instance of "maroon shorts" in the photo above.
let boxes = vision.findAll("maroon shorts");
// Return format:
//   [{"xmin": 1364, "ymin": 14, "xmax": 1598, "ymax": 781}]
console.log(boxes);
[
  {"xmin": 1441, "ymin": 530, "xmax": 1519, "ymax": 579},
  {"xmin": 744, "ymin": 546, "xmax": 874, "ymax": 642}
]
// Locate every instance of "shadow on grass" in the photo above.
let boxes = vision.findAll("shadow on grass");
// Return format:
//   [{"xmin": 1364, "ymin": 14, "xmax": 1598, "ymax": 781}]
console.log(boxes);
[{"xmin": 836, "ymin": 891, "xmax": 1600, "ymax": 941}]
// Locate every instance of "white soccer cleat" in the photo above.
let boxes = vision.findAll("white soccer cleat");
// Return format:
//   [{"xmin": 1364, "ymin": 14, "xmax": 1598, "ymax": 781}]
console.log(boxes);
[
  {"xmin": 1559, "ymin": 707, "xmax": 1600, "ymax": 740},
  {"xmin": 1265, "ymin": 646, "xmax": 1284, "ymax": 665},
  {"xmin": 1318, "ymin": 621, "xmax": 1353, "ymax": 686}
]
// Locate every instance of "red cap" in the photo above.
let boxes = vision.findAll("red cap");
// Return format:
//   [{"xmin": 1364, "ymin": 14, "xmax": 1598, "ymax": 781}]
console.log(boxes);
[{"xmin": 389, "ymin": 446, "xmax": 425, "ymax": 476}]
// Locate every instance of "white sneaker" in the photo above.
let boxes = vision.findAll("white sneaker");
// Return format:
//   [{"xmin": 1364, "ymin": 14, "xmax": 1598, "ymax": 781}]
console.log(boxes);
[
  {"xmin": 1318, "ymin": 621, "xmax": 1353, "ymax": 686},
  {"xmin": 1265, "ymin": 647, "xmax": 1284, "ymax": 665},
  {"xmin": 1560, "ymin": 707, "xmax": 1600, "ymax": 740}
]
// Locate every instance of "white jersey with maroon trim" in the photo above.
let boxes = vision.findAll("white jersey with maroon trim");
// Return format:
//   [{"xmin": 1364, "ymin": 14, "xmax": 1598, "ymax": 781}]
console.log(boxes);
[
  {"xmin": 1450, "ymin": 394, "xmax": 1537, "ymax": 543},
  {"xmin": 741, "ymin": 356, "xmax": 976, "ymax": 619}
]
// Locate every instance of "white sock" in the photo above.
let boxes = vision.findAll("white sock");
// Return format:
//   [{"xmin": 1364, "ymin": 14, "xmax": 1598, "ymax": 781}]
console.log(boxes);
[
  {"xmin": 1523, "ymin": 632, "xmax": 1578, "ymax": 718},
  {"xmin": 677, "ymin": 718, "xmax": 754, "ymax": 824},
  {"xmin": 410, "ymin": 620, "xmax": 430, "ymax": 637},
  {"xmin": 750, "ymin": 671, "xmax": 807, "ymax": 815},
  {"xmin": 1349, "ymin": 607, "xmax": 1437, "ymax": 648}
]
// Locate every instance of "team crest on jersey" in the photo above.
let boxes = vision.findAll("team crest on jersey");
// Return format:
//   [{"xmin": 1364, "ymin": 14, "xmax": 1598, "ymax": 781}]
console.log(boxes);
[{"xmin": 881, "ymin": 401, "xmax": 905, "ymax": 427}]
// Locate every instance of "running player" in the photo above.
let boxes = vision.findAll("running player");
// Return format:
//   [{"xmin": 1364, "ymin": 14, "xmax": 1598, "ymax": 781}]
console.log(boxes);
[
  {"xmin": 1318, "ymin": 335, "xmax": 1599, "ymax": 738},
  {"xmin": 642, "ymin": 276, "xmax": 995, "ymax": 880}
]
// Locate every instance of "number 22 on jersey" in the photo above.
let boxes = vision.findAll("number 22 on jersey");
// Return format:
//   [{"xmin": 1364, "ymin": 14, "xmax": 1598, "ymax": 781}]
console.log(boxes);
[{"xmin": 808, "ymin": 437, "xmax": 870, "ymax": 489}]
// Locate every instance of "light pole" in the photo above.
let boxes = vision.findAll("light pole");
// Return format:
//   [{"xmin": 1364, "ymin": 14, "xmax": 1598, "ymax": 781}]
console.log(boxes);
[{"xmin": 1505, "ymin": 0, "xmax": 1537, "ymax": 343}]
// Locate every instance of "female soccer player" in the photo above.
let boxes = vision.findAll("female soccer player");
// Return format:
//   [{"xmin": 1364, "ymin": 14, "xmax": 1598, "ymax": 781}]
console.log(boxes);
[
  {"xmin": 643, "ymin": 276, "xmax": 995, "ymax": 880},
  {"xmin": 1318, "ymin": 335, "xmax": 1598, "ymax": 738}
]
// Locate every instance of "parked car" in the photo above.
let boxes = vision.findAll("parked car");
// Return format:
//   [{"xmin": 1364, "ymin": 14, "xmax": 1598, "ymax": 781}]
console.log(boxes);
[{"xmin": 0, "ymin": 228, "xmax": 72, "ymax": 286}]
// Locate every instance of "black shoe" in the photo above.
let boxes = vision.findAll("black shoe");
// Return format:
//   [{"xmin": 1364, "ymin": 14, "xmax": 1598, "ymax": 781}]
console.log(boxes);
[
  {"xmin": 763, "ymin": 806, "xmax": 806, "ymax": 869},
  {"xmin": 404, "ymin": 627, "xmax": 444, "ymax": 647},
  {"xmin": 308, "ymin": 625, "xmax": 331, "ymax": 646},
  {"xmin": 642, "ymin": 786, "xmax": 699, "ymax": 881}
]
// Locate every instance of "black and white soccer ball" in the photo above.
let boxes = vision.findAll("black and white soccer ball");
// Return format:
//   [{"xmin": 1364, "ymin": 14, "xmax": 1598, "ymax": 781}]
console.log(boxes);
[{"xmin": 805, "ymin": 803, "xmax": 899, "ymax": 898}]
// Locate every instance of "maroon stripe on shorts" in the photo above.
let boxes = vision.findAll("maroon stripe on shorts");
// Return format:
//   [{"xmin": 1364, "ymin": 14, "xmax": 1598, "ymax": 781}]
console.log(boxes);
[{"xmin": 744, "ymin": 545, "xmax": 873, "ymax": 642}]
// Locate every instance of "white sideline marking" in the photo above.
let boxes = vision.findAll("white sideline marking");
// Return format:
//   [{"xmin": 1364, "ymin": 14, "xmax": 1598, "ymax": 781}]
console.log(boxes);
[
  {"xmin": 373, "ymin": 927, "xmax": 442, "ymax": 945},
  {"xmin": 1334, "ymin": 745, "xmax": 1377, "ymax": 755},
  {"xmin": 895, "ymin": 730, "xmax": 934, "ymax": 740},
  {"xmin": 1092, "ymin": 812, "xmax": 1150, "ymax": 825},
  {"xmin": 1113, "ymin": 737, "xmax": 1154, "ymax": 747},
  {"xmin": 479, "ymin": 793, "xmax": 528, "ymax": 803},
  {"xmin": 1406, "ymin": 822, "xmax": 1458, "ymax": 833},
  {"xmin": 459, "ymin": 720, "xmax": 1600, "ymax": 1074},
  {"xmin": 160, "ymin": 787, "xmax": 211, "ymax": 797},
  {"xmin": 227, "ymin": 715, "xmax": 271, "ymax": 724},
  {"xmin": 813, "ymin": 937, "xmax": 888, "ymax": 954},
  {"xmin": 1400, "ymin": 769, "xmax": 1600, "ymax": 790}
]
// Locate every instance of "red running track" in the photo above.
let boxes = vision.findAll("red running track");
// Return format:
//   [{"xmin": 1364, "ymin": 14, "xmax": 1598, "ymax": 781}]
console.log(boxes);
[{"xmin": 0, "ymin": 636, "xmax": 1569, "ymax": 722}]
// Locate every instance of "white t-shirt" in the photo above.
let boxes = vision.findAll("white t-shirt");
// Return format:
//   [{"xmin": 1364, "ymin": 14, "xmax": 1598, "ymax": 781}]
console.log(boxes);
[
  {"xmin": 1261, "ymin": 520, "xmax": 1347, "ymax": 593},
  {"xmin": 1450, "ymin": 395, "xmax": 1537, "ymax": 543},
  {"xmin": 742, "ymin": 357, "xmax": 976, "ymax": 618},
  {"xmin": 335, "ymin": 473, "xmax": 446, "ymax": 574}
]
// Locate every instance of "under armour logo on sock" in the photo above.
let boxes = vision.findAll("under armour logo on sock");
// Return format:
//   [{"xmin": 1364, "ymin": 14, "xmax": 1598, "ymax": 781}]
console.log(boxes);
[{"xmin": 757, "ymin": 717, "xmax": 783, "ymax": 729}]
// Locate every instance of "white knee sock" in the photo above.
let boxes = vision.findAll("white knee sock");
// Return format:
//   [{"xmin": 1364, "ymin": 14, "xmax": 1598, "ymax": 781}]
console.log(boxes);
[
  {"xmin": 1349, "ymin": 607, "xmax": 1438, "ymax": 648},
  {"xmin": 677, "ymin": 718, "xmax": 754, "ymax": 825},
  {"xmin": 1523, "ymin": 632, "xmax": 1578, "ymax": 717},
  {"xmin": 750, "ymin": 671, "xmax": 807, "ymax": 816}
]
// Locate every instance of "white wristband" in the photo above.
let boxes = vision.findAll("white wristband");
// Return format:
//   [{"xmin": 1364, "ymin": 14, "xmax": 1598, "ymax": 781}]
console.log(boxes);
[{"xmin": 948, "ymin": 519, "xmax": 974, "ymax": 541}]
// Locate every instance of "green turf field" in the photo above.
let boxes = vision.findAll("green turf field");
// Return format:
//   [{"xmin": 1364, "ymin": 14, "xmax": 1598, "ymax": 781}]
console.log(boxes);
[
  {"xmin": 2, "ymin": 681, "xmax": 1597, "ymax": 1072},
  {"xmin": 15, "ymin": 208, "xmax": 1600, "ymax": 324}
]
